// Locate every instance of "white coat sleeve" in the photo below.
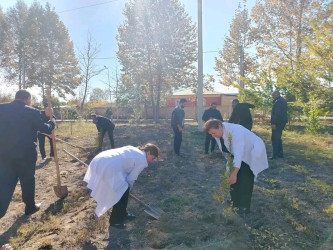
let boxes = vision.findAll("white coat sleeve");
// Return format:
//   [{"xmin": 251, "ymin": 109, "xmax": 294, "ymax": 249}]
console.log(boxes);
[
  {"xmin": 230, "ymin": 130, "xmax": 246, "ymax": 169},
  {"xmin": 127, "ymin": 163, "xmax": 146, "ymax": 190}
]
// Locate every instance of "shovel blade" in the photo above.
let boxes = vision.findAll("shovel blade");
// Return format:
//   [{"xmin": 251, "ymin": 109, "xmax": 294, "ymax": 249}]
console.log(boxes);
[
  {"xmin": 144, "ymin": 205, "xmax": 164, "ymax": 220},
  {"xmin": 144, "ymin": 208, "xmax": 161, "ymax": 220},
  {"xmin": 54, "ymin": 185, "xmax": 68, "ymax": 198}
]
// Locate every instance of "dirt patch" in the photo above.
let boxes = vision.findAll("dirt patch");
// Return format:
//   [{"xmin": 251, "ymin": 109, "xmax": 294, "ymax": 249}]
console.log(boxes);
[{"xmin": 1, "ymin": 122, "xmax": 332, "ymax": 249}]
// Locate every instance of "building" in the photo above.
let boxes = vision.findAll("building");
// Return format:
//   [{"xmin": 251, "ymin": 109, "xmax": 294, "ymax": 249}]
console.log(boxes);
[
  {"xmin": 91, "ymin": 89, "xmax": 238, "ymax": 121},
  {"xmin": 166, "ymin": 89, "xmax": 237, "ymax": 120}
]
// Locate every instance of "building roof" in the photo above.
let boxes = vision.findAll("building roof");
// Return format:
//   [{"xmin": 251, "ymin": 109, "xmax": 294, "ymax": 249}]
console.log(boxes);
[{"xmin": 172, "ymin": 89, "xmax": 237, "ymax": 96}]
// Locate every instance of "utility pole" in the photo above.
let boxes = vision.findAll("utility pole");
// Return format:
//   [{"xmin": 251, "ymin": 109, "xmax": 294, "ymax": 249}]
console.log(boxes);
[{"xmin": 197, "ymin": 0, "xmax": 204, "ymax": 131}]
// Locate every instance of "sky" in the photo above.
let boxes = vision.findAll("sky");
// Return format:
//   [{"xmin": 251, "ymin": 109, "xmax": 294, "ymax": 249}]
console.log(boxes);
[{"xmin": 1, "ymin": 0, "xmax": 257, "ymax": 99}]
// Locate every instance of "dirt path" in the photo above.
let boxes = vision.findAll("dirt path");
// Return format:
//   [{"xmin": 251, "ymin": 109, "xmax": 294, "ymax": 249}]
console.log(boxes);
[{"xmin": 0, "ymin": 122, "xmax": 332, "ymax": 249}]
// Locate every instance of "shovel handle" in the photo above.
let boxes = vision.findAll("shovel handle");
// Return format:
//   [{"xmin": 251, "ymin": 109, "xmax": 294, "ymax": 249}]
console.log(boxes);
[
  {"xmin": 63, "ymin": 149, "xmax": 88, "ymax": 167},
  {"xmin": 47, "ymin": 88, "xmax": 61, "ymax": 187},
  {"xmin": 129, "ymin": 193, "xmax": 148, "ymax": 207}
]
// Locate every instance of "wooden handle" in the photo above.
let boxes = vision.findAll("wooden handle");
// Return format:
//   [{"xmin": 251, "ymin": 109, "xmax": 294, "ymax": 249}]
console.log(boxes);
[
  {"xmin": 40, "ymin": 133, "xmax": 86, "ymax": 150},
  {"xmin": 47, "ymin": 88, "xmax": 61, "ymax": 187},
  {"xmin": 63, "ymin": 149, "xmax": 88, "ymax": 167},
  {"xmin": 129, "ymin": 193, "xmax": 148, "ymax": 207}
]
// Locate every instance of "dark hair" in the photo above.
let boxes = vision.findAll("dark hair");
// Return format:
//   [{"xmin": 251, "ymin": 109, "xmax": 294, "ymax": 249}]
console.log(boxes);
[
  {"xmin": 138, "ymin": 143, "xmax": 160, "ymax": 158},
  {"xmin": 211, "ymin": 102, "xmax": 217, "ymax": 106},
  {"xmin": 232, "ymin": 99, "xmax": 239, "ymax": 104},
  {"xmin": 15, "ymin": 90, "xmax": 31, "ymax": 100},
  {"xmin": 203, "ymin": 119, "xmax": 222, "ymax": 132},
  {"xmin": 179, "ymin": 98, "xmax": 187, "ymax": 104}
]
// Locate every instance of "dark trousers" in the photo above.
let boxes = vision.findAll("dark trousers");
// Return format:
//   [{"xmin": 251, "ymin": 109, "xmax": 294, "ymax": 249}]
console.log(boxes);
[
  {"xmin": 0, "ymin": 157, "xmax": 36, "ymax": 218},
  {"xmin": 230, "ymin": 162, "xmax": 254, "ymax": 211},
  {"xmin": 100, "ymin": 129, "xmax": 115, "ymax": 149},
  {"xmin": 109, "ymin": 188, "xmax": 130, "ymax": 224},
  {"xmin": 271, "ymin": 125, "xmax": 285, "ymax": 158},
  {"xmin": 173, "ymin": 127, "xmax": 182, "ymax": 155},
  {"xmin": 38, "ymin": 133, "xmax": 54, "ymax": 158},
  {"xmin": 205, "ymin": 132, "xmax": 216, "ymax": 153}
]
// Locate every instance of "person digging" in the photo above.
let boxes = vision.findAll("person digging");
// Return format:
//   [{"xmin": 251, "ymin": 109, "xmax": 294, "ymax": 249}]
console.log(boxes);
[{"xmin": 84, "ymin": 143, "xmax": 160, "ymax": 229}]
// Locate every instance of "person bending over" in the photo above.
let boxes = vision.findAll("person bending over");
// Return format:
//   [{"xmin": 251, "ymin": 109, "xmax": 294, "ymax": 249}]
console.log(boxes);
[
  {"xmin": 84, "ymin": 143, "xmax": 160, "ymax": 229},
  {"xmin": 203, "ymin": 119, "xmax": 268, "ymax": 217}
]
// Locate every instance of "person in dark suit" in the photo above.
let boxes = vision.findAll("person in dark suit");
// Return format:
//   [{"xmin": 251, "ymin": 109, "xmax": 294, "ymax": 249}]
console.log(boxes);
[
  {"xmin": 171, "ymin": 98, "xmax": 187, "ymax": 156},
  {"xmin": 202, "ymin": 102, "xmax": 223, "ymax": 154},
  {"xmin": 229, "ymin": 99, "xmax": 255, "ymax": 131},
  {"xmin": 91, "ymin": 114, "xmax": 115, "ymax": 150},
  {"xmin": 270, "ymin": 91, "xmax": 288, "ymax": 160},
  {"xmin": 0, "ymin": 90, "xmax": 55, "ymax": 218},
  {"xmin": 38, "ymin": 110, "xmax": 55, "ymax": 159}
]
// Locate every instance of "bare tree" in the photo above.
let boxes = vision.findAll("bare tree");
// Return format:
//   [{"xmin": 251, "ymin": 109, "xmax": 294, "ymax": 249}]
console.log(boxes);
[
  {"xmin": 78, "ymin": 33, "xmax": 104, "ymax": 111},
  {"xmin": 103, "ymin": 64, "xmax": 121, "ymax": 119}
]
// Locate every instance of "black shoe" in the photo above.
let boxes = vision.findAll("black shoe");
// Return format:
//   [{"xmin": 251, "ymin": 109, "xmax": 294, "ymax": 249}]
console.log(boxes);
[
  {"xmin": 125, "ymin": 214, "xmax": 136, "ymax": 221},
  {"xmin": 42, "ymin": 156, "xmax": 46, "ymax": 160},
  {"xmin": 236, "ymin": 207, "xmax": 250, "ymax": 218},
  {"xmin": 269, "ymin": 157, "xmax": 277, "ymax": 160},
  {"xmin": 109, "ymin": 223, "xmax": 126, "ymax": 229},
  {"xmin": 25, "ymin": 203, "xmax": 41, "ymax": 215}
]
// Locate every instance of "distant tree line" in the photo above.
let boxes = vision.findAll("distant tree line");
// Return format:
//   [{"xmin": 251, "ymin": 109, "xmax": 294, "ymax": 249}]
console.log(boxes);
[
  {"xmin": 215, "ymin": 0, "xmax": 333, "ymax": 132},
  {"xmin": 1, "ymin": 0, "xmax": 332, "ymax": 130},
  {"xmin": 0, "ymin": 1, "xmax": 81, "ymax": 102}
]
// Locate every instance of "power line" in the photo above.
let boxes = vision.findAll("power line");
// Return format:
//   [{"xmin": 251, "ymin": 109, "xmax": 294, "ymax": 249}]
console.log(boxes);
[
  {"xmin": 203, "ymin": 50, "xmax": 218, "ymax": 53},
  {"xmin": 58, "ymin": 0, "xmax": 122, "ymax": 14},
  {"xmin": 78, "ymin": 57, "xmax": 117, "ymax": 60}
]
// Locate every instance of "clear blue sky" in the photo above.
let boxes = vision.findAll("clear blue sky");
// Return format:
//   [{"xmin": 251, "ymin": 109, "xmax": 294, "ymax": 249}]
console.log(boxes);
[{"xmin": 1, "ymin": 0, "xmax": 256, "ymax": 98}]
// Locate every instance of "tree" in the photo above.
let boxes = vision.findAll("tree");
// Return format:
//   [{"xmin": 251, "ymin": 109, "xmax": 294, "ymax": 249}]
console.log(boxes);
[
  {"xmin": 89, "ymin": 87, "xmax": 108, "ymax": 102},
  {"xmin": 78, "ymin": 33, "xmax": 104, "ymax": 111},
  {"xmin": 0, "ymin": 1, "xmax": 29, "ymax": 89},
  {"xmin": 117, "ymin": 0, "xmax": 197, "ymax": 121},
  {"xmin": 24, "ymin": 2, "xmax": 81, "ymax": 100},
  {"xmin": 215, "ymin": 1, "xmax": 256, "ymax": 91}
]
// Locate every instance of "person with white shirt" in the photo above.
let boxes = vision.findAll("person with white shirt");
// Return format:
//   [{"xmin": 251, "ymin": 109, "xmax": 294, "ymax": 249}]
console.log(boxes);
[
  {"xmin": 84, "ymin": 143, "xmax": 160, "ymax": 229},
  {"xmin": 203, "ymin": 119, "xmax": 268, "ymax": 217}
]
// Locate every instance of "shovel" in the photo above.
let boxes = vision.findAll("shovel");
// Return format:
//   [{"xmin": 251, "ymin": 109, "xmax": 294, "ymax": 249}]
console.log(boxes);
[
  {"xmin": 47, "ymin": 88, "xmax": 68, "ymax": 198},
  {"xmin": 62, "ymin": 149, "xmax": 164, "ymax": 219},
  {"xmin": 129, "ymin": 193, "xmax": 164, "ymax": 220}
]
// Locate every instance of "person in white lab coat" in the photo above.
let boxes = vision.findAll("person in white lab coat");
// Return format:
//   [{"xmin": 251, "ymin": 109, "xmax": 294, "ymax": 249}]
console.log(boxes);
[
  {"xmin": 84, "ymin": 143, "xmax": 160, "ymax": 229},
  {"xmin": 203, "ymin": 119, "xmax": 268, "ymax": 216}
]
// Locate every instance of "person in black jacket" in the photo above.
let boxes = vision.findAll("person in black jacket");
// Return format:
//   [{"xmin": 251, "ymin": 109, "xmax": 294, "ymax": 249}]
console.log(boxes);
[
  {"xmin": 229, "ymin": 99, "xmax": 255, "ymax": 131},
  {"xmin": 38, "ymin": 110, "xmax": 55, "ymax": 159},
  {"xmin": 0, "ymin": 90, "xmax": 55, "ymax": 218},
  {"xmin": 270, "ymin": 91, "xmax": 288, "ymax": 160},
  {"xmin": 202, "ymin": 102, "xmax": 223, "ymax": 154},
  {"xmin": 171, "ymin": 98, "xmax": 187, "ymax": 156},
  {"xmin": 91, "ymin": 114, "xmax": 115, "ymax": 150}
]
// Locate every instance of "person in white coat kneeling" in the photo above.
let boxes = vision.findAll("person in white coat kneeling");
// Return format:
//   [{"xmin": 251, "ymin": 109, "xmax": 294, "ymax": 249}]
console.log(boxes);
[
  {"xmin": 84, "ymin": 143, "xmax": 160, "ymax": 229},
  {"xmin": 203, "ymin": 119, "xmax": 268, "ymax": 217}
]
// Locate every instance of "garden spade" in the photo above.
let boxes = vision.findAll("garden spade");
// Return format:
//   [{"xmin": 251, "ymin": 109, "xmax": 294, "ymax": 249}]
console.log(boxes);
[
  {"xmin": 62, "ymin": 149, "xmax": 164, "ymax": 219},
  {"xmin": 129, "ymin": 193, "xmax": 164, "ymax": 220},
  {"xmin": 47, "ymin": 88, "xmax": 68, "ymax": 198}
]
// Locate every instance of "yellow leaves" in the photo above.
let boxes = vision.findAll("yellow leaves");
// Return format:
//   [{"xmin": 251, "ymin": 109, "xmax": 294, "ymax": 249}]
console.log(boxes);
[
  {"xmin": 323, "ymin": 203, "xmax": 333, "ymax": 214},
  {"xmin": 291, "ymin": 197, "xmax": 299, "ymax": 210},
  {"xmin": 87, "ymin": 101, "xmax": 106, "ymax": 108}
]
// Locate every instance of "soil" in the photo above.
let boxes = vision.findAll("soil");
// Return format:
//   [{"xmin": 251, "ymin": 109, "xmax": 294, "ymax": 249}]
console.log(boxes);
[{"xmin": 0, "ymin": 122, "xmax": 332, "ymax": 249}]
